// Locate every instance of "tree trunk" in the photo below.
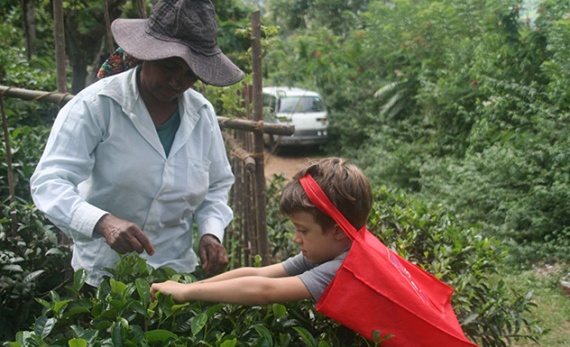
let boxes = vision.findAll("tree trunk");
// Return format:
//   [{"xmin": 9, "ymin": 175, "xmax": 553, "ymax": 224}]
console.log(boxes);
[
  {"xmin": 89, "ymin": 40, "xmax": 109, "ymax": 84},
  {"xmin": 70, "ymin": 57, "xmax": 89, "ymax": 95},
  {"xmin": 21, "ymin": 0, "xmax": 36, "ymax": 59},
  {"xmin": 53, "ymin": 0, "xmax": 66, "ymax": 93}
]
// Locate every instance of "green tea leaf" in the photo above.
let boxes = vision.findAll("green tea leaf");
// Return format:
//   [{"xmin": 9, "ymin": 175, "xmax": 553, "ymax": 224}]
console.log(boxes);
[
  {"xmin": 144, "ymin": 329, "xmax": 177, "ymax": 342},
  {"xmin": 191, "ymin": 312, "xmax": 208, "ymax": 336},
  {"xmin": 68, "ymin": 338, "xmax": 87, "ymax": 347},
  {"xmin": 220, "ymin": 338, "xmax": 238, "ymax": 347},
  {"xmin": 293, "ymin": 326, "xmax": 316, "ymax": 347},
  {"xmin": 23, "ymin": 270, "xmax": 44, "ymax": 284},
  {"xmin": 111, "ymin": 321, "xmax": 125, "ymax": 347},
  {"xmin": 135, "ymin": 278, "xmax": 150, "ymax": 303},
  {"xmin": 74, "ymin": 270, "xmax": 87, "ymax": 291},
  {"xmin": 53, "ymin": 299, "xmax": 72, "ymax": 314},
  {"xmin": 272, "ymin": 303, "xmax": 287, "ymax": 319},
  {"xmin": 76, "ymin": 328, "xmax": 99, "ymax": 345},
  {"xmin": 110, "ymin": 278, "xmax": 127, "ymax": 294},
  {"xmin": 171, "ymin": 302, "xmax": 190, "ymax": 314},
  {"xmin": 130, "ymin": 301, "xmax": 148, "ymax": 317},
  {"xmin": 35, "ymin": 297, "xmax": 52, "ymax": 310},
  {"xmin": 3, "ymin": 264, "xmax": 23, "ymax": 272},
  {"xmin": 254, "ymin": 325, "xmax": 273, "ymax": 346},
  {"xmin": 34, "ymin": 315, "xmax": 56, "ymax": 339}
]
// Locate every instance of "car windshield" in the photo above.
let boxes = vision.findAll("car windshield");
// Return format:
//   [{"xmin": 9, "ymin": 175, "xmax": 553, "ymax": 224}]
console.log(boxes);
[{"xmin": 278, "ymin": 96, "xmax": 325, "ymax": 113}]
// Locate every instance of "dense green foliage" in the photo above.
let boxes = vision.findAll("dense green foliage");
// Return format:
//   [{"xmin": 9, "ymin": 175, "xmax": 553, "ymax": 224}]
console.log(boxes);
[
  {"xmin": 0, "ymin": 198, "xmax": 70, "ymax": 342},
  {"xmin": 0, "ymin": 0, "xmax": 563, "ymax": 345},
  {"xmin": 263, "ymin": 0, "xmax": 570, "ymax": 264},
  {"xmin": 5, "ymin": 255, "xmax": 376, "ymax": 347},
  {"xmin": 4, "ymin": 184, "xmax": 540, "ymax": 346},
  {"xmin": 368, "ymin": 187, "xmax": 540, "ymax": 346},
  {"xmin": 1, "ymin": 14, "xmax": 70, "ymax": 340}
]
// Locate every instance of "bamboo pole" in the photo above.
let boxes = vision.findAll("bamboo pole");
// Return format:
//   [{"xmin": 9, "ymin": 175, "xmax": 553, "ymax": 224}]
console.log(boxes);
[
  {"xmin": 0, "ymin": 85, "xmax": 294, "ymax": 135},
  {"xmin": 223, "ymin": 132, "xmax": 255, "ymax": 172},
  {"xmin": 230, "ymin": 151, "xmax": 244, "ymax": 267},
  {"xmin": 217, "ymin": 117, "xmax": 293, "ymax": 135},
  {"xmin": 251, "ymin": 11, "xmax": 270, "ymax": 266},
  {"xmin": 0, "ymin": 86, "xmax": 73, "ymax": 105},
  {"xmin": 242, "ymin": 84, "xmax": 255, "ymax": 265}
]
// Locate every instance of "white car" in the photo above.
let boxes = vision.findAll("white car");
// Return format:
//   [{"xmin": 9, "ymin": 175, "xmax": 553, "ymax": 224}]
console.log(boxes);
[{"xmin": 262, "ymin": 86, "xmax": 329, "ymax": 147}]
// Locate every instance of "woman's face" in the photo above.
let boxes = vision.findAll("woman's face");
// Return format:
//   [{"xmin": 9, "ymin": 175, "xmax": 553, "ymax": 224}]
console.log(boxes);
[{"xmin": 139, "ymin": 57, "xmax": 199, "ymax": 103}]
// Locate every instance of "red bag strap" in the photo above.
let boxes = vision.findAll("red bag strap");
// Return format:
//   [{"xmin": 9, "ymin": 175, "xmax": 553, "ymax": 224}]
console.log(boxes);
[{"xmin": 299, "ymin": 174, "xmax": 363, "ymax": 241}]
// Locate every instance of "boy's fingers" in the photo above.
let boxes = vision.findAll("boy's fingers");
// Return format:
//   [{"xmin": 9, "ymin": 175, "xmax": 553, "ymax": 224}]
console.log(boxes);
[{"xmin": 150, "ymin": 284, "xmax": 161, "ymax": 301}]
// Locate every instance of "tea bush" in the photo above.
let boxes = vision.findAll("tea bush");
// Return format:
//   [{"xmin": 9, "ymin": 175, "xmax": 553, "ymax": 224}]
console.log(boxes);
[
  {"xmin": 368, "ymin": 186, "xmax": 541, "ymax": 346},
  {"xmin": 1, "ymin": 113, "xmax": 71, "ymax": 342},
  {"xmin": 0, "ymin": 200, "xmax": 71, "ymax": 343},
  {"xmin": 5, "ymin": 254, "xmax": 377, "ymax": 347},
  {"xmin": 4, "ymin": 184, "xmax": 542, "ymax": 347}
]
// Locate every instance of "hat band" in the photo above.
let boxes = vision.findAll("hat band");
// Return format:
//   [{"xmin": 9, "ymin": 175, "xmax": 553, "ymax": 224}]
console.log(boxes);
[{"xmin": 145, "ymin": 26, "xmax": 221, "ymax": 57}]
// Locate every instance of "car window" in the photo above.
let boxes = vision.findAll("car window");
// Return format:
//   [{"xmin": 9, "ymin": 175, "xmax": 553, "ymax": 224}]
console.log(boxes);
[
  {"xmin": 278, "ymin": 96, "xmax": 325, "ymax": 113},
  {"xmin": 263, "ymin": 94, "xmax": 277, "ymax": 112}
]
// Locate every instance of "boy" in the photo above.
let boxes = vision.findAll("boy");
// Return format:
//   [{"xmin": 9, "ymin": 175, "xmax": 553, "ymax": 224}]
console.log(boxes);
[{"xmin": 150, "ymin": 157, "xmax": 373, "ymax": 305}]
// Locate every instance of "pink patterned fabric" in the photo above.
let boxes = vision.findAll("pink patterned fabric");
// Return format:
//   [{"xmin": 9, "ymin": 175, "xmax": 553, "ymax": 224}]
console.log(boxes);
[{"xmin": 97, "ymin": 47, "xmax": 141, "ymax": 79}]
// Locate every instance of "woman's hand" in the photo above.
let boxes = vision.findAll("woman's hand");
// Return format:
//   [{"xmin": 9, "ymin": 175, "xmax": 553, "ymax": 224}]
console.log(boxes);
[
  {"xmin": 199, "ymin": 234, "xmax": 228, "ymax": 274},
  {"xmin": 95, "ymin": 214, "xmax": 155, "ymax": 255}
]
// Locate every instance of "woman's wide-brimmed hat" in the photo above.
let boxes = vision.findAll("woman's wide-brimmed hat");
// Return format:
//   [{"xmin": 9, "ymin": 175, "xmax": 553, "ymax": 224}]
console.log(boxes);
[{"xmin": 111, "ymin": 0, "xmax": 245, "ymax": 86}]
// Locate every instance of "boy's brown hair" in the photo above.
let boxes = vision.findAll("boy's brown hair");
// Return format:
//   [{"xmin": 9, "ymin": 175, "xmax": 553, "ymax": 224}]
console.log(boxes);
[{"xmin": 279, "ymin": 157, "xmax": 373, "ymax": 231}]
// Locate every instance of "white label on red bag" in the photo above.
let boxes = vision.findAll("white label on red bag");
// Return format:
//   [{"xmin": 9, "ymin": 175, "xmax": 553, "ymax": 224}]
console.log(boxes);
[{"xmin": 388, "ymin": 250, "xmax": 430, "ymax": 305}]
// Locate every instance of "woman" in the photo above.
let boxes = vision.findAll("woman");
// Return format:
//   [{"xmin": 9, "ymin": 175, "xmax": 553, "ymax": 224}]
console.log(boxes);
[{"xmin": 30, "ymin": 0, "xmax": 244, "ymax": 287}]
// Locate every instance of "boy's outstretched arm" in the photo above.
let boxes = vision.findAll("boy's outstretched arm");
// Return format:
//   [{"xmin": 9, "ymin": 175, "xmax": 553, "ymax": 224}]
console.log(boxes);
[
  {"xmin": 150, "ymin": 264, "xmax": 312, "ymax": 305},
  {"xmin": 195, "ymin": 263, "xmax": 287, "ymax": 283}
]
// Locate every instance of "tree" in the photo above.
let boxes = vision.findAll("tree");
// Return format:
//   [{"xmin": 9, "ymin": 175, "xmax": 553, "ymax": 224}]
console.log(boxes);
[
  {"xmin": 62, "ymin": 0, "xmax": 127, "ymax": 93},
  {"xmin": 260, "ymin": 0, "xmax": 570, "ymax": 263},
  {"xmin": 265, "ymin": 0, "xmax": 369, "ymax": 36},
  {"xmin": 21, "ymin": 0, "xmax": 37, "ymax": 59}
]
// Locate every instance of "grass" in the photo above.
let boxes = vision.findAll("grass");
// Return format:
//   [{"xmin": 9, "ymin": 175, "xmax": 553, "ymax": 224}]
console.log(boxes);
[{"xmin": 494, "ymin": 262, "xmax": 570, "ymax": 347}]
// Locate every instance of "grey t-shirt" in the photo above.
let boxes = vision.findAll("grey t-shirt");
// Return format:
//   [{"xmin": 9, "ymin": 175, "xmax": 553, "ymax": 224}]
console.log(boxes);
[{"xmin": 282, "ymin": 250, "xmax": 348, "ymax": 301}]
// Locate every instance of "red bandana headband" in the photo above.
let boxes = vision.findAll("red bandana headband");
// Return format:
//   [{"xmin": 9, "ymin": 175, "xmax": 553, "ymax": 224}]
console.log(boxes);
[{"xmin": 299, "ymin": 174, "xmax": 364, "ymax": 241}]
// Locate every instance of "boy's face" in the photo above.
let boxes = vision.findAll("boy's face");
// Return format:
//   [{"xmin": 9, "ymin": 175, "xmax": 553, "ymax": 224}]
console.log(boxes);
[{"xmin": 290, "ymin": 211, "xmax": 348, "ymax": 264}]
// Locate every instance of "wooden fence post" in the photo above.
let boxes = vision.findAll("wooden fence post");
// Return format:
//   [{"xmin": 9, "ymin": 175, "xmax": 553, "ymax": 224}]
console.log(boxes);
[{"xmin": 250, "ymin": 11, "xmax": 270, "ymax": 266}]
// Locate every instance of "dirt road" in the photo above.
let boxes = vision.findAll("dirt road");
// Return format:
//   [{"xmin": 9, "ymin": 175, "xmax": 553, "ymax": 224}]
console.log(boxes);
[{"xmin": 263, "ymin": 146, "xmax": 325, "ymax": 181}]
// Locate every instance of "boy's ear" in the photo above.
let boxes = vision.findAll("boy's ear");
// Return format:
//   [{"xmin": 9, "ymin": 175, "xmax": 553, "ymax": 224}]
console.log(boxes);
[{"xmin": 332, "ymin": 224, "xmax": 348, "ymax": 240}]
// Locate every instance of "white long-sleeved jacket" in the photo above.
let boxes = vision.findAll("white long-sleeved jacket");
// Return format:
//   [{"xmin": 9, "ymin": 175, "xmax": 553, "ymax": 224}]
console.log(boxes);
[{"xmin": 30, "ymin": 68, "xmax": 234, "ymax": 286}]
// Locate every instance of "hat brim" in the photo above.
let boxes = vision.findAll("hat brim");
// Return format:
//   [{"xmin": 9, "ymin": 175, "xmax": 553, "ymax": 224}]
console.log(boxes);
[{"xmin": 111, "ymin": 18, "xmax": 245, "ymax": 87}]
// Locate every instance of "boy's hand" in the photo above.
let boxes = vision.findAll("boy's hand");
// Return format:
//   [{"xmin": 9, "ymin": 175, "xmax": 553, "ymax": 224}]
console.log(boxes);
[
  {"xmin": 150, "ymin": 280, "xmax": 188, "ymax": 302},
  {"xmin": 199, "ymin": 234, "xmax": 228, "ymax": 274}
]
